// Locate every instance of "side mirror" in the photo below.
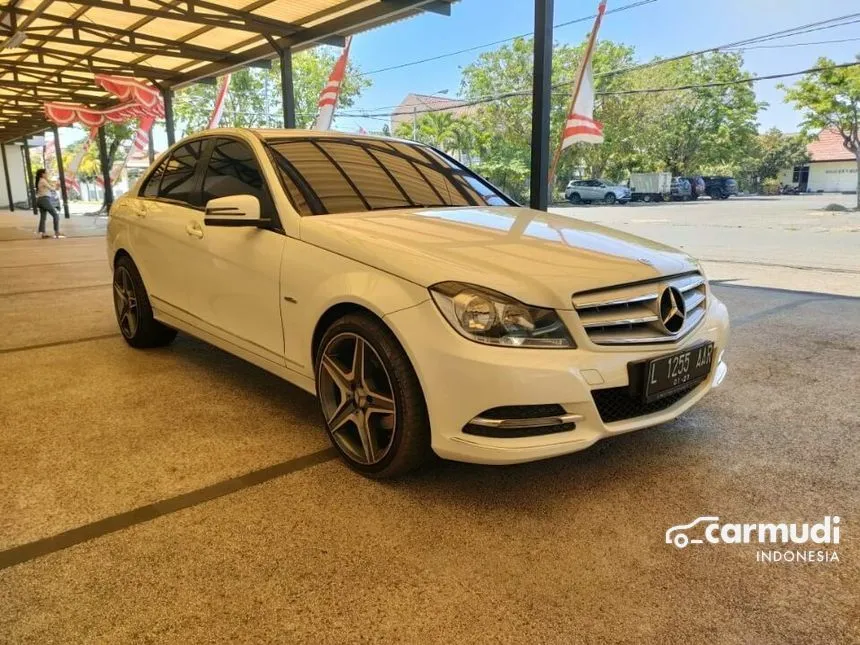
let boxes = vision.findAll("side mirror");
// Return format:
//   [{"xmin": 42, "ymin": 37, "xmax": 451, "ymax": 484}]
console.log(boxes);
[{"xmin": 204, "ymin": 195, "xmax": 270, "ymax": 228}]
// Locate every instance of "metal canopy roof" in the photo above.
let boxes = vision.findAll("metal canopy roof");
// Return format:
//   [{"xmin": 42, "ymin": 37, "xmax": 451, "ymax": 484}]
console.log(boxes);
[{"xmin": 0, "ymin": 0, "xmax": 454, "ymax": 142}]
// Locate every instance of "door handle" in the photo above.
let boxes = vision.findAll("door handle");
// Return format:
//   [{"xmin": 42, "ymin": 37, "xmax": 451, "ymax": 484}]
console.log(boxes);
[{"xmin": 185, "ymin": 221, "xmax": 204, "ymax": 239}]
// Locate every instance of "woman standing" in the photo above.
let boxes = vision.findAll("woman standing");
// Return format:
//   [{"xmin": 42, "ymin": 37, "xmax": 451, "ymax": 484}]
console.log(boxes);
[{"xmin": 34, "ymin": 168, "xmax": 64, "ymax": 239}]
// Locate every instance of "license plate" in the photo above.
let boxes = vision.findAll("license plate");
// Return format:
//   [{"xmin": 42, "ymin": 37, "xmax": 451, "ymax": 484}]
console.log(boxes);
[{"xmin": 644, "ymin": 342, "xmax": 714, "ymax": 402}]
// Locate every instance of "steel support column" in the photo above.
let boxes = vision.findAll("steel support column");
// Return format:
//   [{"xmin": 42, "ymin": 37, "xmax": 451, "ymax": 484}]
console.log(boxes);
[
  {"xmin": 529, "ymin": 0, "xmax": 554, "ymax": 211},
  {"xmin": 280, "ymin": 48, "xmax": 296, "ymax": 128},
  {"xmin": 163, "ymin": 88, "xmax": 176, "ymax": 146},
  {"xmin": 52, "ymin": 124, "xmax": 70, "ymax": 218},
  {"xmin": 148, "ymin": 125, "xmax": 155, "ymax": 164},
  {"xmin": 21, "ymin": 140, "xmax": 36, "ymax": 213},
  {"xmin": 97, "ymin": 126, "xmax": 114, "ymax": 211},
  {"xmin": 0, "ymin": 144, "xmax": 14, "ymax": 212}
]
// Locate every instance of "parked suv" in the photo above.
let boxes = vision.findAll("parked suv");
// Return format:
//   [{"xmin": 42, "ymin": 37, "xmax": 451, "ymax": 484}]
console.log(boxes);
[
  {"xmin": 681, "ymin": 176, "xmax": 706, "ymax": 200},
  {"xmin": 703, "ymin": 176, "xmax": 738, "ymax": 200},
  {"xmin": 565, "ymin": 179, "xmax": 631, "ymax": 204},
  {"xmin": 670, "ymin": 177, "xmax": 692, "ymax": 201}
]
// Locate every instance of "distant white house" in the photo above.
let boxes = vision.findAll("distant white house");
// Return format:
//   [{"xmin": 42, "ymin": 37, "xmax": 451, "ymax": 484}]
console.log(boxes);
[{"xmin": 779, "ymin": 129, "xmax": 857, "ymax": 193}]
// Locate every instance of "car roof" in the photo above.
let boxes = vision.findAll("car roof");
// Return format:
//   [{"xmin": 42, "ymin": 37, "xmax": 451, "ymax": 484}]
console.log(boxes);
[{"xmin": 181, "ymin": 127, "xmax": 412, "ymax": 145}]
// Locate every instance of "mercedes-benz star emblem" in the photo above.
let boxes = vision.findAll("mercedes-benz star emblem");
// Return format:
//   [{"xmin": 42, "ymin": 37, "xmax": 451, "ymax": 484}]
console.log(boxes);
[{"xmin": 659, "ymin": 286, "xmax": 686, "ymax": 333}]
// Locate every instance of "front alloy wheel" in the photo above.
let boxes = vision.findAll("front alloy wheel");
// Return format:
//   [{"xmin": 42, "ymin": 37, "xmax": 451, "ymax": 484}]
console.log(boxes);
[
  {"xmin": 113, "ymin": 266, "xmax": 139, "ymax": 339},
  {"xmin": 315, "ymin": 314, "xmax": 431, "ymax": 478},
  {"xmin": 318, "ymin": 332, "xmax": 397, "ymax": 466},
  {"xmin": 604, "ymin": 192, "xmax": 617, "ymax": 205}
]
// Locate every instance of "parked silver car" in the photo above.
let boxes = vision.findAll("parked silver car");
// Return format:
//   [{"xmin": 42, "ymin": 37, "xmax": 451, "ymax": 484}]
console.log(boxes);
[{"xmin": 565, "ymin": 179, "xmax": 631, "ymax": 205}]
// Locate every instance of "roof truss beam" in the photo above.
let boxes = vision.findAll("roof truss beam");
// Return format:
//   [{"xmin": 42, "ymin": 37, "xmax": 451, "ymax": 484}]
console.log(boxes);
[
  {"xmin": 170, "ymin": 0, "xmax": 450, "ymax": 87},
  {"xmin": 67, "ymin": 0, "xmax": 306, "ymax": 36},
  {"xmin": 8, "ymin": 16, "xmax": 246, "ymax": 63}
]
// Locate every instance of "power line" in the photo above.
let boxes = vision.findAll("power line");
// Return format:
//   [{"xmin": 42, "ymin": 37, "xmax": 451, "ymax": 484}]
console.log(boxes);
[
  {"xmin": 337, "ymin": 61, "xmax": 860, "ymax": 119},
  {"xmin": 596, "ymin": 13, "xmax": 860, "ymax": 79},
  {"xmin": 343, "ymin": 11, "xmax": 860, "ymax": 119},
  {"xmin": 597, "ymin": 61, "xmax": 860, "ymax": 96},
  {"xmin": 724, "ymin": 36, "xmax": 860, "ymax": 51},
  {"xmin": 356, "ymin": 0, "xmax": 658, "ymax": 77}
]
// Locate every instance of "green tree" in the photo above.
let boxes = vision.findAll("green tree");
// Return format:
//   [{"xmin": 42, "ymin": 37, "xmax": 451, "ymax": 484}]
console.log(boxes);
[
  {"xmin": 633, "ymin": 52, "xmax": 763, "ymax": 176},
  {"xmin": 174, "ymin": 47, "xmax": 371, "ymax": 135},
  {"xmin": 458, "ymin": 38, "xmax": 642, "ymax": 199},
  {"xmin": 739, "ymin": 128, "xmax": 809, "ymax": 192},
  {"xmin": 781, "ymin": 56, "xmax": 860, "ymax": 208},
  {"xmin": 394, "ymin": 111, "xmax": 457, "ymax": 150}
]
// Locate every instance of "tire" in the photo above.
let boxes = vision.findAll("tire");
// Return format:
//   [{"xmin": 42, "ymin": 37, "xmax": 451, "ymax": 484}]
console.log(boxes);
[
  {"xmin": 113, "ymin": 255, "xmax": 177, "ymax": 348},
  {"xmin": 603, "ymin": 192, "xmax": 617, "ymax": 205},
  {"xmin": 568, "ymin": 192, "xmax": 582, "ymax": 204},
  {"xmin": 642, "ymin": 194, "xmax": 652, "ymax": 203},
  {"xmin": 691, "ymin": 193, "xmax": 699, "ymax": 201},
  {"xmin": 315, "ymin": 313, "xmax": 432, "ymax": 479}
]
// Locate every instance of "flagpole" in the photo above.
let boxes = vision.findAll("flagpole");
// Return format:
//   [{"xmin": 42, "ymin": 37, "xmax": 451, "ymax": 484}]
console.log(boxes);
[{"xmin": 547, "ymin": 1, "xmax": 607, "ymax": 194}]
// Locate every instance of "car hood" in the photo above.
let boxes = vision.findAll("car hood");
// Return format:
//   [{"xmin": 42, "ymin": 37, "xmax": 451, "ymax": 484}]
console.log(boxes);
[{"xmin": 299, "ymin": 206, "xmax": 697, "ymax": 310}]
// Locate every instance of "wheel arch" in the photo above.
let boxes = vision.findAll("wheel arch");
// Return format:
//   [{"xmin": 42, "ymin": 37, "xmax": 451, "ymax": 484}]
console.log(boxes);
[
  {"xmin": 113, "ymin": 247, "xmax": 132, "ymax": 267},
  {"xmin": 311, "ymin": 301, "xmax": 382, "ymax": 365},
  {"xmin": 309, "ymin": 299, "xmax": 430, "ymax": 403}
]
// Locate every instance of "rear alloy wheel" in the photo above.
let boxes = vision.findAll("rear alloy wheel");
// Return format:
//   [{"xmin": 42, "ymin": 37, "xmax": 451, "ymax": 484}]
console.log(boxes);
[
  {"xmin": 113, "ymin": 256, "xmax": 177, "ymax": 348},
  {"xmin": 603, "ymin": 192, "xmax": 617, "ymax": 205},
  {"xmin": 568, "ymin": 192, "xmax": 582, "ymax": 204},
  {"xmin": 316, "ymin": 315, "xmax": 431, "ymax": 478}
]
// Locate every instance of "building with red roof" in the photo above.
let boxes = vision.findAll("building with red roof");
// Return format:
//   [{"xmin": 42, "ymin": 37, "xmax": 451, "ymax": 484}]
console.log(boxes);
[{"xmin": 780, "ymin": 128, "xmax": 858, "ymax": 193}]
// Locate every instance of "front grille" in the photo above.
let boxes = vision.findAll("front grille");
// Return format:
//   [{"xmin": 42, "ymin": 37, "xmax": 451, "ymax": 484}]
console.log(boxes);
[
  {"xmin": 572, "ymin": 272, "xmax": 707, "ymax": 345},
  {"xmin": 592, "ymin": 383, "xmax": 698, "ymax": 423}
]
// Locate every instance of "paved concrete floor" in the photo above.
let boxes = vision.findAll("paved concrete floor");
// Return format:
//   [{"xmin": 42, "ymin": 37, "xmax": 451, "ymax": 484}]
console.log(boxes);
[
  {"xmin": 551, "ymin": 194, "xmax": 860, "ymax": 297},
  {"xmin": 0, "ymin": 210, "xmax": 858, "ymax": 643}
]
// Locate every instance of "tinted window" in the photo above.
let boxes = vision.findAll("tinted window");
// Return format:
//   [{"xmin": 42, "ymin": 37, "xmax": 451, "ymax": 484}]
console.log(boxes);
[
  {"xmin": 159, "ymin": 140, "xmax": 203, "ymax": 205},
  {"xmin": 140, "ymin": 157, "xmax": 168, "ymax": 198},
  {"xmin": 204, "ymin": 139, "xmax": 262, "ymax": 202},
  {"xmin": 203, "ymin": 138, "xmax": 277, "ymax": 219},
  {"xmin": 266, "ymin": 138, "xmax": 515, "ymax": 216}
]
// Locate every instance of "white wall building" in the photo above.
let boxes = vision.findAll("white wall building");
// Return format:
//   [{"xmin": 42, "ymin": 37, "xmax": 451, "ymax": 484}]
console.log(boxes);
[
  {"xmin": 780, "ymin": 129, "xmax": 858, "ymax": 193},
  {"xmin": 0, "ymin": 143, "xmax": 30, "ymax": 209}
]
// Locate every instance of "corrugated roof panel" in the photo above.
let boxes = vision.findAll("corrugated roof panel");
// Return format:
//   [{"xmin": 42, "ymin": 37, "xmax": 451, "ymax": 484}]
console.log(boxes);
[{"xmin": 0, "ymin": 0, "xmax": 455, "ymax": 141}]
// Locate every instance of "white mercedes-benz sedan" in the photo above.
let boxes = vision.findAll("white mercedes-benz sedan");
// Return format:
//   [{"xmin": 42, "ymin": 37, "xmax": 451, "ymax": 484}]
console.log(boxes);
[{"xmin": 107, "ymin": 129, "xmax": 729, "ymax": 478}]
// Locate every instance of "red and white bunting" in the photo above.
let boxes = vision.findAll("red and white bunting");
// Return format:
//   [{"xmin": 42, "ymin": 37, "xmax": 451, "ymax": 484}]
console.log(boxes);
[
  {"xmin": 207, "ymin": 75, "xmax": 231, "ymax": 129},
  {"xmin": 560, "ymin": 0, "xmax": 607, "ymax": 150},
  {"xmin": 43, "ymin": 75, "xmax": 163, "ymax": 128},
  {"xmin": 312, "ymin": 37, "xmax": 352, "ymax": 131}
]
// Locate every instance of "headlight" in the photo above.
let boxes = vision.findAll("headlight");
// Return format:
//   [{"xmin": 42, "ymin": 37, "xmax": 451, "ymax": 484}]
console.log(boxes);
[{"xmin": 429, "ymin": 282, "xmax": 575, "ymax": 348}]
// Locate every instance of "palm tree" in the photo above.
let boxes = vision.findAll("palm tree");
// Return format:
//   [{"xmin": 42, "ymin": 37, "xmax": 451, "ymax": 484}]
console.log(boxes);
[{"xmin": 418, "ymin": 112, "xmax": 456, "ymax": 151}]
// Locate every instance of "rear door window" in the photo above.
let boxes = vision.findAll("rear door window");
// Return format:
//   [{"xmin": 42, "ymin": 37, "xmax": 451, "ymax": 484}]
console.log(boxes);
[
  {"xmin": 139, "ymin": 157, "xmax": 168, "ymax": 198},
  {"xmin": 158, "ymin": 140, "xmax": 204, "ymax": 206}
]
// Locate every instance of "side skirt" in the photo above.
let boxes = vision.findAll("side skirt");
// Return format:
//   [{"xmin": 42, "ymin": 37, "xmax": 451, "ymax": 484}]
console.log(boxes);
[{"xmin": 153, "ymin": 307, "xmax": 317, "ymax": 396}]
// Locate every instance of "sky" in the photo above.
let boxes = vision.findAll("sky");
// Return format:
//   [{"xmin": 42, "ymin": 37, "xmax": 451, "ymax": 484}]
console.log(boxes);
[{"xmin": 59, "ymin": 0, "xmax": 860, "ymax": 150}]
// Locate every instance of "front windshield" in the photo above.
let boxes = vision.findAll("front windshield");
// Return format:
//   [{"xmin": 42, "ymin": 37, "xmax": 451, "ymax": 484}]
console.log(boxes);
[{"xmin": 265, "ymin": 137, "xmax": 516, "ymax": 216}]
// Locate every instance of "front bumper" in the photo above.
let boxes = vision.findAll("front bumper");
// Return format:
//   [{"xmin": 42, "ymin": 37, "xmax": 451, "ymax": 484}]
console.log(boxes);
[{"xmin": 385, "ymin": 295, "xmax": 729, "ymax": 465}]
